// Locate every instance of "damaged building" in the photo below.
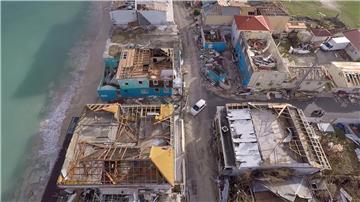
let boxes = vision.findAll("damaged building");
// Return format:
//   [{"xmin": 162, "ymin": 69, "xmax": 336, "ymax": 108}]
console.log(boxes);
[
  {"xmin": 327, "ymin": 62, "xmax": 360, "ymax": 94},
  {"xmin": 234, "ymin": 31, "xmax": 290, "ymax": 91},
  {"xmin": 286, "ymin": 66, "xmax": 332, "ymax": 93},
  {"xmin": 98, "ymin": 47, "xmax": 180, "ymax": 102},
  {"xmin": 200, "ymin": 27, "xmax": 227, "ymax": 53},
  {"xmin": 110, "ymin": 0, "xmax": 174, "ymax": 27},
  {"xmin": 214, "ymin": 103, "xmax": 331, "ymax": 201},
  {"xmin": 57, "ymin": 104, "xmax": 184, "ymax": 201},
  {"xmin": 203, "ymin": 0, "xmax": 289, "ymax": 33}
]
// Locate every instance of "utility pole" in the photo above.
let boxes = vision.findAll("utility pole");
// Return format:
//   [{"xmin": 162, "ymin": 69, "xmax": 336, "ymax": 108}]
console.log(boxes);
[{"xmin": 289, "ymin": 48, "xmax": 320, "ymax": 98}]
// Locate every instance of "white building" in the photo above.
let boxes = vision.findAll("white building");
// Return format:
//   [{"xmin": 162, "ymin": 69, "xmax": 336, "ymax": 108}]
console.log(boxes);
[
  {"xmin": 234, "ymin": 31, "xmax": 290, "ymax": 91},
  {"xmin": 214, "ymin": 102, "xmax": 331, "ymax": 176},
  {"xmin": 214, "ymin": 103, "xmax": 331, "ymax": 202},
  {"xmin": 110, "ymin": 0, "xmax": 174, "ymax": 26},
  {"xmin": 327, "ymin": 62, "xmax": 360, "ymax": 93}
]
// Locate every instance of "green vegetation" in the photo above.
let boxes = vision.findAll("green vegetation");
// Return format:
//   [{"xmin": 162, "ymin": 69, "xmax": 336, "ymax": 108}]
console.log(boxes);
[
  {"xmin": 283, "ymin": 1, "xmax": 360, "ymax": 28},
  {"xmin": 336, "ymin": 1, "xmax": 360, "ymax": 28},
  {"xmin": 193, "ymin": 9, "xmax": 200, "ymax": 16}
]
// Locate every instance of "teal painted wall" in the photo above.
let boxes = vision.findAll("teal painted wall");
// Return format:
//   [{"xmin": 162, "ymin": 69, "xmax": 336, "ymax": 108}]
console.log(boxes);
[
  {"xmin": 120, "ymin": 87, "xmax": 172, "ymax": 97},
  {"xmin": 118, "ymin": 78, "xmax": 149, "ymax": 89}
]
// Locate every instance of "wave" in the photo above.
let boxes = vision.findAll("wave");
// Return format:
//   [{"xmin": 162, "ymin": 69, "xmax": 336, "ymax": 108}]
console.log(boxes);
[
  {"xmin": 38, "ymin": 41, "xmax": 90, "ymax": 157},
  {"xmin": 37, "ymin": 2, "xmax": 99, "ymax": 157}
]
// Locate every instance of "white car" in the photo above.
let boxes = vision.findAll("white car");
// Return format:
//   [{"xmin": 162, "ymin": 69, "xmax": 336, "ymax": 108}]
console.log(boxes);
[{"xmin": 190, "ymin": 99, "xmax": 206, "ymax": 116}]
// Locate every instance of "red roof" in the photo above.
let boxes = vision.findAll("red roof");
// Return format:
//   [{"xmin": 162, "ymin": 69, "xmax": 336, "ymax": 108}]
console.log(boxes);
[
  {"xmin": 234, "ymin": 15, "xmax": 271, "ymax": 31},
  {"xmin": 310, "ymin": 28, "xmax": 332, "ymax": 37},
  {"xmin": 343, "ymin": 29, "xmax": 360, "ymax": 50}
]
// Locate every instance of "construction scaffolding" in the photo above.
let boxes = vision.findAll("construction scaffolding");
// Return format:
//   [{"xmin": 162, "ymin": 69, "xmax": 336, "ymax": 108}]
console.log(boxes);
[{"xmin": 57, "ymin": 104, "xmax": 175, "ymax": 187}]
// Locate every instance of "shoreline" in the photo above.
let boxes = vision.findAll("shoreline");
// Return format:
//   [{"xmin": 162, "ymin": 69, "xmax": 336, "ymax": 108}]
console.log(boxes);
[{"xmin": 15, "ymin": 2, "xmax": 111, "ymax": 201}]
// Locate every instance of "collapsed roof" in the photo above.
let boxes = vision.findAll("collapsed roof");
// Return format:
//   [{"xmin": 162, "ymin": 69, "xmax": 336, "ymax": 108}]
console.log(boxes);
[
  {"xmin": 241, "ymin": 31, "xmax": 288, "ymax": 72},
  {"xmin": 218, "ymin": 103, "xmax": 331, "ymax": 171},
  {"xmin": 116, "ymin": 48, "xmax": 174, "ymax": 80},
  {"xmin": 57, "ymin": 104, "xmax": 175, "ymax": 188}
]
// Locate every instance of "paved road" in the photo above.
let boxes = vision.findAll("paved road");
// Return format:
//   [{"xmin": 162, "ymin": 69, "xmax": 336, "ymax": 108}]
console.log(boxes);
[
  {"xmin": 174, "ymin": 2, "xmax": 226, "ymax": 202},
  {"xmin": 174, "ymin": 2, "xmax": 360, "ymax": 202}
]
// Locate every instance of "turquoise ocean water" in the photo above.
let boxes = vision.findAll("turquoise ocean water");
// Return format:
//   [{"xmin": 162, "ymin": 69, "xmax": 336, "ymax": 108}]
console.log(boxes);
[{"xmin": 1, "ymin": 2, "xmax": 91, "ymax": 200}]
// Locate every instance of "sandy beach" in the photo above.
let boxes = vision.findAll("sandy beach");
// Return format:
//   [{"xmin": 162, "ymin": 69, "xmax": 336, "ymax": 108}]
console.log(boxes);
[{"xmin": 15, "ymin": 2, "xmax": 111, "ymax": 201}]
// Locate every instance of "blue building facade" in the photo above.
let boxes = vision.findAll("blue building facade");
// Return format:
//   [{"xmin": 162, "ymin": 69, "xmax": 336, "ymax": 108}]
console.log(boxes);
[
  {"xmin": 203, "ymin": 41, "xmax": 227, "ymax": 53},
  {"xmin": 206, "ymin": 69, "xmax": 226, "ymax": 85},
  {"xmin": 235, "ymin": 39, "xmax": 252, "ymax": 87},
  {"xmin": 98, "ymin": 48, "xmax": 175, "ymax": 102},
  {"xmin": 118, "ymin": 78, "xmax": 173, "ymax": 97},
  {"xmin": 202, "ymin": 28, "xmax": 227, "ymax": 53}
]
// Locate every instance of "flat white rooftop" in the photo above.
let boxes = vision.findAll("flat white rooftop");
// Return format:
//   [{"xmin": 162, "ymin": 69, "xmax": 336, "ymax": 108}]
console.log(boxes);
[{"xmin": 222, "ymin": 103, "xmax": 331, "ymax": 170}]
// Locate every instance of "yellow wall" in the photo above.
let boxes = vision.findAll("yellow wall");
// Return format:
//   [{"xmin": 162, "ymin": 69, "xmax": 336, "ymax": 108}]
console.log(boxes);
[
  {"xmin": 266, "ymin": 16, "xmax": 290, "ymax": 34},
  {"xmin": 240, "ymin": 7, "xmax": 256, "ymax": 15},
  {"xmin": 327, "ymin": 65, "xmax": 348, "ymax": 88}
]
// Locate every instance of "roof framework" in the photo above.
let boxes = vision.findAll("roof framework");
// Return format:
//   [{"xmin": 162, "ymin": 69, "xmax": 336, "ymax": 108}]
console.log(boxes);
[
  {"xmin": 255, "ymin": 2, "xmax": 288, "ymax": 16},
  {"xmin": 331, "ymin": 62, "xmax": 360, "ymax": 87},
  {"xmin": 116, "ymin": 48, "xmax": 173, "ymax": 80},
  {"xmin": 58, "ymin": 104, "xmax": 174, "ymax": 187},
  {"xmin": 289, "ymin": 66, "xmax": 329, "ymax": 81}
]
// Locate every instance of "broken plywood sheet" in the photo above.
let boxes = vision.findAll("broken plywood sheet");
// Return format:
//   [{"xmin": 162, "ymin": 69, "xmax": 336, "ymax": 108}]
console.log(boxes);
[
  {"xmin": 150, "ymin": 146, "xmax": 174, "ymax": 186},
  {"xmin": 253, "ymin": 177, "xmax": 312, "ymax": 202}
]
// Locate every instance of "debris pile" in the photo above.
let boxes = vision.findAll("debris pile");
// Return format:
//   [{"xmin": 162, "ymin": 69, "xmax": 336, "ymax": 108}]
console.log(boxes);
[
  {"xmin": 248, "ymin": 39, "xmax": 276, "ymax": 70},
  {"xmin": 199, "ymin": 48, "xmax": 227, "ymax": 86},
  {"xmin": 327, "ymin": 142, "xmax": 344, "ymax": 153},
  {"xmin": 289, "ymin": 43, "xmax": 312, "ymax": 54},
  {"xmin": 204, "ymin": 30, "xmax": 222, "ymax": 42}
]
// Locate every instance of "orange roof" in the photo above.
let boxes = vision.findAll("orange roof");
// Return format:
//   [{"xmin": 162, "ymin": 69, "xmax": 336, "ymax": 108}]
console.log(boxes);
[
  {"xmin": 310, "ymin": 28, "xmax": 332, "ymax": 37},
  {"xmin": 234, "ymin": 15, "xmax": 271, "ymax": 31}
]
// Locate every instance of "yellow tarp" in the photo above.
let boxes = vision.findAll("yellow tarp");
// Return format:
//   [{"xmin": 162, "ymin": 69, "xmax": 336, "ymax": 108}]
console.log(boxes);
[
  {"xmin": 149, "ymin": 146, "xmax": 174, "ymax": 186},
  {"xmin": 102, "ymin": 104, "xmax": 119, "ymax": 114},
  {"xmin": 155, "ymin": 104, "xmax": 174, "ymax": 121}
]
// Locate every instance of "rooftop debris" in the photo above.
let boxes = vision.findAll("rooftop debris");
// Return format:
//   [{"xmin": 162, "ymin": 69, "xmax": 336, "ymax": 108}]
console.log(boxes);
[
  {"xmin": 355, "ymin": 148, "xmax": 360, "ymax": 162},
  {"xmin": 339, "ymin": 187, "xmax": 353, "ymax": 202},
  {"xmin": 248, "ymin": 39, "xmax": 276, "ymax": 69},
  {"xmin": 242, "ymin": 31, "xmax": 287, "ymax": 72},
  {"xmin": 216, "ymin": 103, "xmax": 331, "ymax": 172}
]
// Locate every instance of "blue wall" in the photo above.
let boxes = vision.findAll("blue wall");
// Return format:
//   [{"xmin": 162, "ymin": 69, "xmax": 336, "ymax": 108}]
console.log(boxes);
[
  {"xmin": 97, "ymin": 86, "xmax": 120, "ymax": 102},
  {"xmin": 235, "ymin": 42, "xmax": 252, "ymax": 86},
  {"xmin": 98, "ymin": 74, "xmax": 173, "ymax": 101},
  {"xmin": 204, "ymin": 41, "xmax": 227, "ymax": 52},
  {"xmin": 120, "ymin": 87, "xmax": 172, "ymax": 97},
  {"xmin": 207, "ymin": 70, "xmax": 225, "ymax": 84},
  {"xmin": 104, "ymin": 58, "xmax": 119, "ymax": 69},
  {"xmin": 118, "ymin": 79, "xmax": 149, "ymax": 89},
  {"xmin": 98, "ymin": 86, "xmax": 173, "ymax": 101}
]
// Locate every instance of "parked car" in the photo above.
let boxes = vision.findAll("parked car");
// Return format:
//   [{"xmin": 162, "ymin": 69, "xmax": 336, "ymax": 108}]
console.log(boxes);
[
  {"xmin": 320, "ymin": 37, "xmax": 350, "ymax": 51},
  {"xmin": 190, "ymin": 99, "xmax": 206, "ymax": 116}
]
